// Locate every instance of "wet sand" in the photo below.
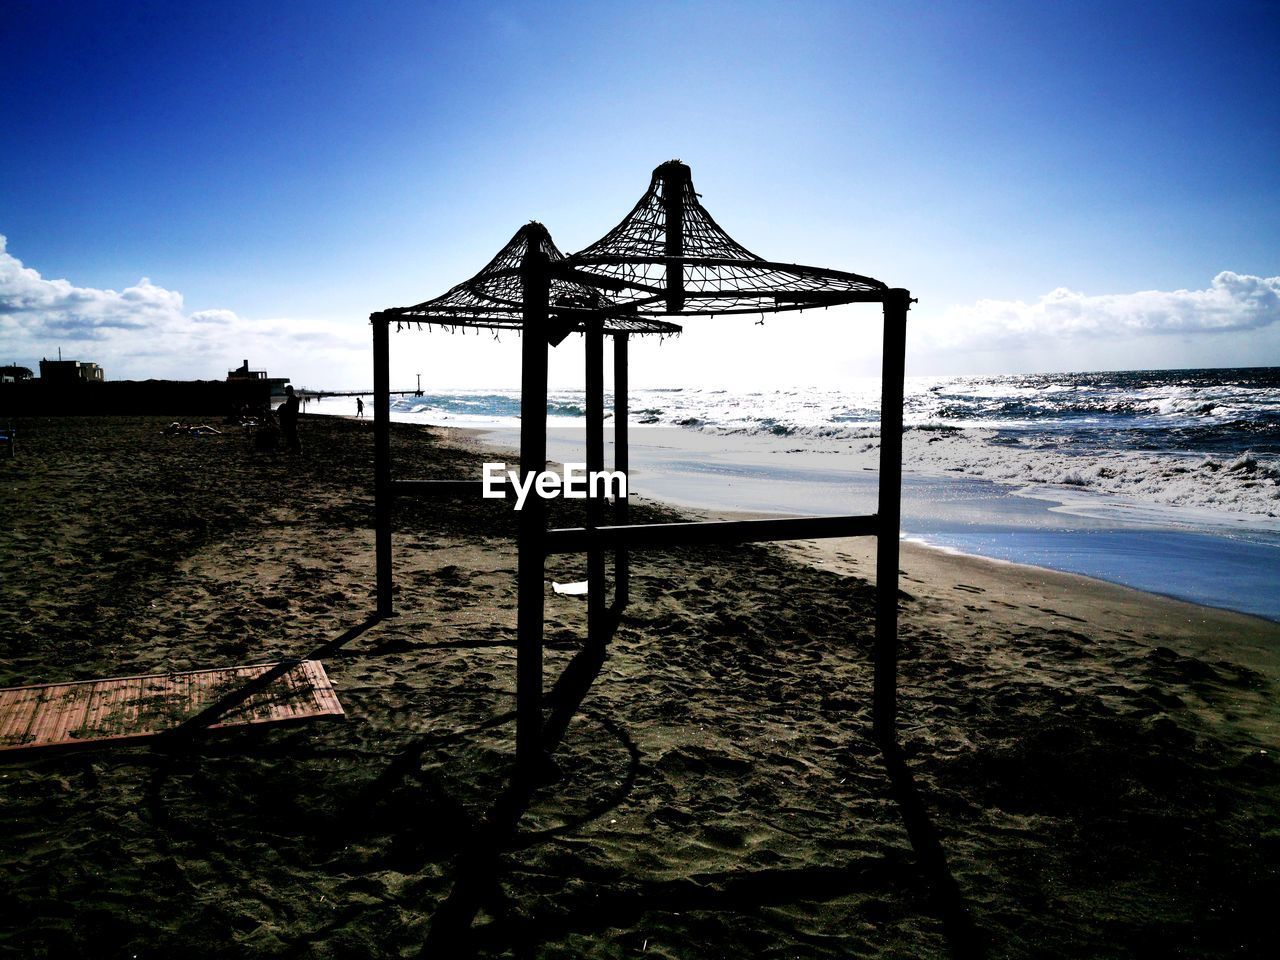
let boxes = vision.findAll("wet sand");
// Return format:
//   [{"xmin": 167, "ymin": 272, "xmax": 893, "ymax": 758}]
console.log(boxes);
[{"xmin": 1, "ymin": 415, "xmax": 1277, "ymax": 958}]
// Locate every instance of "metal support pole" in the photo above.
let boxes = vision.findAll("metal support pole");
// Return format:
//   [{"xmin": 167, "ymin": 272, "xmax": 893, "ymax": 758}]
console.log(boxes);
[
  {"xmin": 372, "ymin": 314, "xmax": 393, "ymax": 618},
  {"xmin": 874, "ymin": 289, "xmax": 911, "ymax": 748},
  {"xmin": 585, "ymin": 317, "xmax": 606, "ymax": 642},
  {"xmin": 517, "ymin": 249, "xmax": 551, "ymax": 774},
  {"xmin": 613, "ymin": 332, "xmax": 630, "ymax": 609}
]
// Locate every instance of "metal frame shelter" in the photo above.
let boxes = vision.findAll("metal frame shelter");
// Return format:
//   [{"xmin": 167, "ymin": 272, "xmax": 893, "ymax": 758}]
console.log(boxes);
[{"xmin": 371, "ymin": 161, "xmax": 912, "ymax": 775}]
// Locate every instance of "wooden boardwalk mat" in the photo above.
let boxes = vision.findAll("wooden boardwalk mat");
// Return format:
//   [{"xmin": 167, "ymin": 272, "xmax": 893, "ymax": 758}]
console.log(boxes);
[{"xmin": 0, "ymin": 660, "xmax": 344, "ymax": 756}]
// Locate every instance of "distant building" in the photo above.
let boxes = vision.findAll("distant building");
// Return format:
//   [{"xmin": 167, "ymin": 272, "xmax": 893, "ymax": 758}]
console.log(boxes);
[
  {"xmin": 39, "ymin": 358, "xmax": 103, "ymax": 382},
  {"xmin": 227, "ymin": 358, "xmax": 268, "ymax": 382},
  {"xmin": 1, "ymin": 365, "xmax": 33, "ymax": 383},
  {"xmin": 227, "ymin": 359, "xmax": 290, "ymax": 398}
]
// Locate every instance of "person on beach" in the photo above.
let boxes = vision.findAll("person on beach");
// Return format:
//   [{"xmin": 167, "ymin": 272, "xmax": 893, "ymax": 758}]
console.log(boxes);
[
  {"xmin": 279, "ymin": 385, "xmax": 302, "ymax": 452},
  {"xmin": 356, "ymin": 396, "xmax": 364, "ymax": 418}
]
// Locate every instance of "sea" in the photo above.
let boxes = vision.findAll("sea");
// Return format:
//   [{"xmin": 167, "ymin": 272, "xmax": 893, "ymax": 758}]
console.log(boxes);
[{"xmin": 320, "ymin": 367, "xmax": 1280, "ymax": 620}]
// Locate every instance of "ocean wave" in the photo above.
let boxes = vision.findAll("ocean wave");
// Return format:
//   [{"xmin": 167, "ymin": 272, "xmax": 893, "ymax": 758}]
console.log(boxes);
[
  {"xmin": 389, "ymin": 370, "xmax": 1280, "ymax": 520},
  {"xmin": 674, "ymin": 420, "xmax": 1280, "ymax": 519},
  {"xmin": 895, "ymin": 430, "xmax": 1280, "ymax": 519}
]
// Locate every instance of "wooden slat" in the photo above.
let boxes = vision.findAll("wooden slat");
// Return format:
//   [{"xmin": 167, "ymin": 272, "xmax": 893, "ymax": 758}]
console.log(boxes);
[
  {"xmin": 0, "ymin": 681, "xmax": 23, "ymax": 734},
  {"xmin": 95, "ymin": 680, "xmax": 131, "ymax": 738},
  {"xmin": 28, "ymin": 688, "xmax": 57, "ymax": 750},
  {"xmin": 0, "ymin": 661, "xmax": 344, "ymax": 756},
  {"xmin": 5, "ymin": 686, "xmax": 43, "ymax": 749},
  {"xmin": 47, "ymin": 683, "xmax": 92, "ymax": 744}
]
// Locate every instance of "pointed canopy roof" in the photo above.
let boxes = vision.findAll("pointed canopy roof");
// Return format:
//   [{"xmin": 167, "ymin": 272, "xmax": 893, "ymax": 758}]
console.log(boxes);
[
  {"xmin": 564, "ymin": 160, "xmax": 888, "ymax": 316},
  {"xmin": 374, "ymin": 161, "xmax": 889, "ymax": 335},
  {"xmin": 374, "ymin": 221, "xmax": 681, "ymax": 338}
]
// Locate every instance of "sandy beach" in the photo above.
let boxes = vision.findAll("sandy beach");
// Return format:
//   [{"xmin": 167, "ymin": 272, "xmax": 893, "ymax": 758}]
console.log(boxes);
[{"xmin": 2, "ymin": 414, "xmax": 1278, "ymax": 958}]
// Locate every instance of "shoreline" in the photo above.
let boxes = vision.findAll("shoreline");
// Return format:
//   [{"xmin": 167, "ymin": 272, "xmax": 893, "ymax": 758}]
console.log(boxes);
[
  {"xmin": 414, "ymin": 419, "xmax": 1280, "ymax": 624},
  {"xmin": 673, "ymin": 498, "xmax": 1280, "ymax": 632}
]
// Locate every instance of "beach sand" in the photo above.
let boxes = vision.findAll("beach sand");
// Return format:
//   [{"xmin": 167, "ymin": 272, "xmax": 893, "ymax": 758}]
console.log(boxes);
[{"xmin": 1, "ymin": 415, "xmax": 1277, "ymax": 958}]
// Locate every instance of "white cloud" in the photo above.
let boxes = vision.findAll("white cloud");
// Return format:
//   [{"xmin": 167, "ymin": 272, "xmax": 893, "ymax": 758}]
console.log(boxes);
[
  {"xmin": 0, "ymin": 235, "xmax": 368, "ymax": 385},
  {"xmin": 916, "ymin": 272, "xmax": 1280, "ymax": 353},
  {"xmin": 189, "ymin": 308, "xmax": 238, "ymax": 325},
  {"xmin": 8, "ymin": 232, "xmax": 1277, "ymax": 390}
]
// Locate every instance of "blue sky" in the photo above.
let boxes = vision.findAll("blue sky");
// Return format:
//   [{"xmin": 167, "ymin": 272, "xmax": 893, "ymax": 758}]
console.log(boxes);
[{"xmin": 2, "ymin": 0, "xmax": 1277, "ymax": 387}]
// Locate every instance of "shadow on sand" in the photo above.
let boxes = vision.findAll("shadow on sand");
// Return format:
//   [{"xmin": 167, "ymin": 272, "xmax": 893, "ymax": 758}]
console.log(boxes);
[
  {"xmin": 880, "ymin": 744, "xmax": 984, "ymax": 959},
  {"xmin": 146, "ymin": 610, "xmax": 982, "ymax": 957},
  {"xmin": 413, "ymin": 610, "xmax": 984, "ymax": 959},
  {"xmin": 159, "ymin": 614, "xmax": 384, "ymax": 747},
  {"xmin": 421, "ymin": 610, "xmax": 623, "ymax": 954}
]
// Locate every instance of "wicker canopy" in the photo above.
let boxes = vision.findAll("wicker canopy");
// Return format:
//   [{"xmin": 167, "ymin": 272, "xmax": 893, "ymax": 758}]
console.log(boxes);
[
  {"xmin": 375, "ymin": 160, "xmax": 889, "ymax": 339},
  {"xmin": 566, "ymin": 160, "xmax": 889, "ymax": 315},
  {"xmin": 375, "ymin": 220, "xmax": 681, "ymax": 341}
]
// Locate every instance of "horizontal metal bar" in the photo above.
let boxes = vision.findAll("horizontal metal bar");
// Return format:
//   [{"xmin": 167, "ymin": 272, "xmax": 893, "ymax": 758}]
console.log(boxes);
[
  {"xmin": 545, "ymin": 514, "xmax": 879, "ymax": 554},
  {"xmin": 392, "ymin": 479, "xmax": 511, "ymax": 499}
]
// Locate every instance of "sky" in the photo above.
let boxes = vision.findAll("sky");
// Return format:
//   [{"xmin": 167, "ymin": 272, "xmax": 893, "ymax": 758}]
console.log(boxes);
[{"xmin": 1, "ymin": 0, "xmax": 1277, "ymax": 389}]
